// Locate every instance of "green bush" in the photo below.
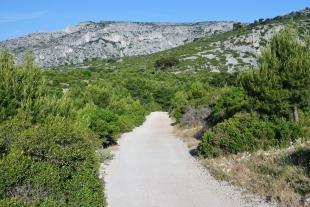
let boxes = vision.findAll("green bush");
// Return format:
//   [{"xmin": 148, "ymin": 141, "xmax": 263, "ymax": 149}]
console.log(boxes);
[
  {"xmin": 233, "ymin": 22, "xmax": 244, "ymax": 31},
  {"xmin": 152, "ymin": 84, "xmax": 175, "ymax": 111},
  {"xmin": 109, "ymin": 96, "xmax": 146, "ymax": 132},
  {"xmin": 77, "ymin": 104, "xmax": 120, "ymax": 147},
  {"xmin": 154, "ymin": 57, "xmax": 179, "ymax": 70},
  {"xmin": 85, "ymin": 82, "xmax": 112, "ymax": 108},
  {"xmin": 124, "ymin": 77, "xmax": 154, "ymax": 107},
  {"xmin": 0, "ymin": 118, "xmax": 31, "ymax": 157},
  {"xmin": 189, "ymin": 82, "xmax": 205, "ymax": 100},
  {"xmin": 15, "ymin": 118, "xmax": 98, "ymax": 168},
  {"xmin": 0, "ymin": 118, "xmax": 104, "ymax": 206},
  {"xmin": 198, "ymin": 113, "xmax": 303, "ymax": 158},
  {"xmin": 209, "ymin": 87, "xmax": 249, "ymax": 125},
  {"xmin": 273, "ymin": 117, "xmax": 303, "ymax": 147},
  {"xmin": 20, "ymin": 95, "xmax": 74, "ymax": 124},
  {"xmin": 0, "ymin": 49, "xmax": 45, "ymax": 121},
  {"xmin": 170, "ymin": 91, "xmax": 189, "ymax": 122}
]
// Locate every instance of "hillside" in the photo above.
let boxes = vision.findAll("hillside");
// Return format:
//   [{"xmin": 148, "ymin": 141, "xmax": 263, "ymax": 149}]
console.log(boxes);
[
  {"xmin": 0, "ymin": 6, "xmax": 309, "ymax": 207},
  {"xmin": 53, "ymin": 8, "xmax": 310, "ymax": 73},
  {"xmin": 0, "ymin": 21, "xmax": 234, "ymax": 67}
]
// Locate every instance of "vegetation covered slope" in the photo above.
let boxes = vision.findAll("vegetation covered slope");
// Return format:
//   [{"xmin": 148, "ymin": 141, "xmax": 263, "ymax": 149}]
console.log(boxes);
[
  {"xmin": 0, "ymin": 8, "xmax": 309, "ymax": 207},
  {"xmin": 53, "ymin": 8, "xmax": 310, "ymax": 73}
]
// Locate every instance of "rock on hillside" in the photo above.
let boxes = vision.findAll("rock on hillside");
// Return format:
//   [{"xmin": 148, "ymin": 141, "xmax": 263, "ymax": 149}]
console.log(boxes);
[
  {"xmin": 0, "ymin": 21, "xmax": 234, "ymax": 68},
  {"xmin": 176, "ymin": 8, "xmax": 310, "ymax": 72}
]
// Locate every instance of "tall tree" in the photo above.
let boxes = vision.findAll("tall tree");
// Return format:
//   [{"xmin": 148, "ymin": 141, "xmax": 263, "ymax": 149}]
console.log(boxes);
[
  {"xmin": 240, "ymin": 27, "xmax": 310, "ymax": 121},
  {"xmin": 0, "ymin": 49, "xmax": 18, "ymax": 120},
  {"xmin": 0, "ymin": 49, "xmax": 45, "ymax": 121}
]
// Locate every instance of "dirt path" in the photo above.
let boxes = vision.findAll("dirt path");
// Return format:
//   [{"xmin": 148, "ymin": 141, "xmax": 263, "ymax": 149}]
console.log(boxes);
[{"xmin": 101, "ymin": 112, "xmax": 272, "ymax": 207}]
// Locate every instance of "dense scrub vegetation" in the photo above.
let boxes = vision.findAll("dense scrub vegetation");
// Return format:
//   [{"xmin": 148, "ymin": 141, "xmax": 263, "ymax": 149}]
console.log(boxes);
[
  {"xmin": 198, "ymin": 113, "xmax": 303, "ymax": 157},
  {"xmin": 0, "ymin": 18, "xmax": 309, "ymax": 206},
  {"xmin": 0, "ymin": 50, "xmax": 106, "ymax": 206},
  {"xmin": 198, "ymin": 27, "xmax": 309, "ymax": 157},
  {"xmin": 1, "ymin": 47, "xmax": 228, "ymax": 206},
  {"xmin": 0, "ymin": 50, "xmax": 152, "ymax": 205},
  {"xmin": 43, "ymin": 27, "xmax": 309, "ymax": 160}
]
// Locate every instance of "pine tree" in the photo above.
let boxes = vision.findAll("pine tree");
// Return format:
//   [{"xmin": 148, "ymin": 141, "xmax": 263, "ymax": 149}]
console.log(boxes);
[
  {"xmin": 240, "ymin": 27, "xmax": 310, "ymax": 121},
  {"xmin": 0, "ymin": 49, "xmax": 18, "ymax": 120},
  {"xmin": 0, "ymin": 49, "xmax": 45, "ymax": 121}
]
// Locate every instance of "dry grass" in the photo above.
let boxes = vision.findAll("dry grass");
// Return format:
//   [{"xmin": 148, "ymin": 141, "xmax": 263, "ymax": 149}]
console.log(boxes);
[
  {"xmin": 202, "ymin": 139, "xmax": 310, "ymax": 207},
  {"xmin": 174, "ymin": 125, "xmax": 310, "ymax": 207},
  {"xmin": 173, "ymin": 125, "xmax": 202, "ymax": 149}
]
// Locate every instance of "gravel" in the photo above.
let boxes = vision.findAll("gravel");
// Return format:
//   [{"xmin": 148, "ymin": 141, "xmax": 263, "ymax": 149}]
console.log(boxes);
[{"xmin": 101, "ymin": 112, "xmax": 273, "ymax": 207}]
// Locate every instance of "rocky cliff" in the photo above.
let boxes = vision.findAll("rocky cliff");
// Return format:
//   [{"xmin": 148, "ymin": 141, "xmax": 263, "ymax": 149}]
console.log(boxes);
[{"xmin": 0, "ymin": 21, "xmax": 234, "ymax": 68}]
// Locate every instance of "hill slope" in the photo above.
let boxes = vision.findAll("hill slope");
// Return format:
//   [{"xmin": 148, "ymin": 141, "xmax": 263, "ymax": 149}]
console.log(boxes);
[
  {"xmin": 0, "ymin": 21, "xmax": 234, "ymax": 67},
  {"xmin": 54, "ymin": 8, "xmax": 310, "ymax": 73}
]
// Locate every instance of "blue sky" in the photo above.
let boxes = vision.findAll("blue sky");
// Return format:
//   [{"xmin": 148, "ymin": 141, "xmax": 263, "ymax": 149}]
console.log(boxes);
[{"xmin": 0, "ymin": 0, "xmax": 309, "ymax": 41}]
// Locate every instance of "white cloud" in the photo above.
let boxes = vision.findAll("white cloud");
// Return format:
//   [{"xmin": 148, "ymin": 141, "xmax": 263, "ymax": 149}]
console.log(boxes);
[{"xmin": 0, "ymin": 11, "xmax": 47, "ymax": 23}]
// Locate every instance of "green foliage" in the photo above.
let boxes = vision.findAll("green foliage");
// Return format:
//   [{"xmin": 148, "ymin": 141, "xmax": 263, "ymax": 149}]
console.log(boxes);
[
  {"xmin": 85, "ymin": 82, "xmax": 112, "ymax": 108},
  {"xmin": 209, "ymin": 87, "xmax": 249, "ymax": 125},
  {"xmin": 152, "ymin": 84, "xmax": 175, "ymax": 111},
  {"xmin": 240, "ymin": 27, "xmax": 310, "ymax": 119},
  {"xmin": 77, "ymin": 104, "xmax": 120, "ymax": 147},
  {"xmin": 209, "ymin": 72, "xmax": 238, "ymax": 87},
  {"xmin": 0, "ymin": 17, "xmax": 309, "ymax": 205},
  {"xmin": 0, "ymin": 50, "xmax": 106, "ymax": 206},
  {"xmin": 15, "ymin": 118, "xmax": 98, "ymax": 168},
  {"xmin": 170, "ymin": 91, "xmax": 189, "ymax": 122},
  {"xmin": 124, "ymin": 77, "xmax": 154, "ymax": 108},
  {"xmin": 108, "ymin": 97, "xmax": 146, "ymax": 132},
  {"xmin": 233, "ymin": 22, "xmax": 244, "ymax": 31},
  {"xmin": 0, "ymin": 118, "xmax": 31, "ymax": 158},
  {"xmin": 273, "ymin": 118, "xmax": 303, "ymax": 148},
  {"xmin": 154, "ymin": 57, "xmax": 179, "ymax": 70},
  {"xmin": 0, "ymin": 49, "xmax": 45, "ymax": 121},
  {"xmin": 189, "ymin": 82, "xmax": 205, "ymax": 99},
  {"xmin": 198, "ymin": 113, "xmax": 303, "ymax": 158},
  {"xmin": 0, "ymin": 118, "xmax": 104, "ymax": 206},
  {"xmin": 21, "ymin": 95, "xmax": 74, "ymax": 124}
]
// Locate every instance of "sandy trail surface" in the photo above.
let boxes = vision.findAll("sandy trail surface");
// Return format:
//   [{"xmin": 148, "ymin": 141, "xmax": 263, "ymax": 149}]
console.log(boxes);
[{"xmin": 102, "ymin": 112, "xmax": 271, "ymax": 207}]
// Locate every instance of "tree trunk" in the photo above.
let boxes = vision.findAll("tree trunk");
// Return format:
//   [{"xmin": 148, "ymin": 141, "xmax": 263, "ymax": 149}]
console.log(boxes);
[{"xmin": 293, "ymin": 104, "xmax": 299, "ymax": 122}]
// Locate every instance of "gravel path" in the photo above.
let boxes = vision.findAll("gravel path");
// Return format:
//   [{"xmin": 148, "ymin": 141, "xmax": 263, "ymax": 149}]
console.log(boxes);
[{"xmin": 101, "ymin": 112, "xmax": 272, "ymax": 207}]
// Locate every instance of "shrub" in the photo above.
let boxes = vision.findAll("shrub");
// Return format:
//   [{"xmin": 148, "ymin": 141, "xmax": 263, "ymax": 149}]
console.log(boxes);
[
  {"xmin": 198, "ymin": 113, "xmax": 303, "ymax": 158},
  {"xmin": 14, "ymin": 118, "xmax": 98, "ymax": 169},
  {"xmin": 209, "ymin": 72, "xmax": 238, "ymax": 87},
  {"xmin": 110, "ymin": 97, "xmax": 146, "ymax": 132},
  {"xmin": 189, "ymin": 82, "xmax": 205, "ymax": 100},
  {"xmin": 20, "ymin": 95, "xmax": 74, "ymax": 124},
  {"xmin": 85, "ymin": 82, "xmax": 112, "ymax": 108},
  {"xmin": 0, "ymin": 118, "xmax": 104, "ymax": 206},
  {"xmin": 0, "ymin": 49, "xmax": 45, "ymax": 121},
  {"xmin": 0, "ymin": 118, "xmax": 31, "ymax": 158},
  {"xmin": 154, "ymin": 57, "xmax": 179, "ymax": 70},
  {"xmin": 77, "ymin": 104, "xmax": 120, "ymax": 147},
  {"xmin": 124, "ymin": 77, "xmax": 154, "ymax": 107},
  {"xmin": 233, "ymin": 22, "xmax": 244, "ymax": 31},
  {"xmin": 209, "ymin": 87, "xmax": 249, "ymax": 125},
  {"xmin": 273, "ymin": 117, "xmax": 303, "ymax": 147},
  {"xmin": 152, "ymin": 84, "xmax": 175, "ymax": 111},
  {"xmin": 170, "ymin": 91, "xmax": 189, "ymax": 122}
]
